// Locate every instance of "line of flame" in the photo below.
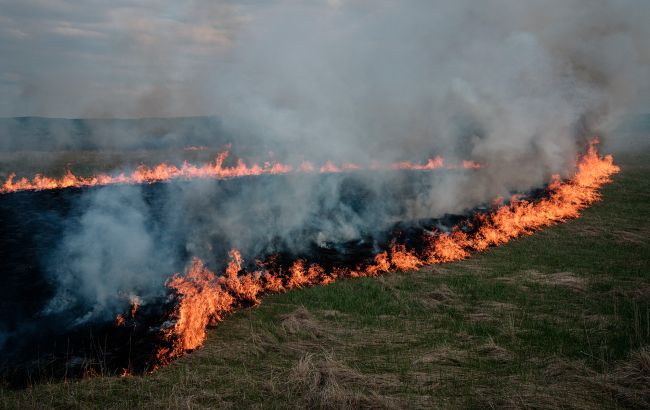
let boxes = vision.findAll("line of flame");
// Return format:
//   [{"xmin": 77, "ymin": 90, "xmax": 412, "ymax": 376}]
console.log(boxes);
[
  {"xmin": 153, "ymin": 139, "xmax": 619, "ymax": 366},
  {"xmin": 0, "ymin": 151, "xmax": 480, "ymax": 194}
]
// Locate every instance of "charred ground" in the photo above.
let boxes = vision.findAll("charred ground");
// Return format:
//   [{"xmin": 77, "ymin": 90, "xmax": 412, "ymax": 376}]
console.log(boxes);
[{"xmin": 0, "ymin": 170, "xmax": 488, "ymax": 385}]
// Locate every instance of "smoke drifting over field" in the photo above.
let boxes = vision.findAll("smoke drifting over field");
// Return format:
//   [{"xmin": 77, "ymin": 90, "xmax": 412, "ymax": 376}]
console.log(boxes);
[{"xmin": 0, "ymin": 0, "xmax": 649, "ymax": 355}]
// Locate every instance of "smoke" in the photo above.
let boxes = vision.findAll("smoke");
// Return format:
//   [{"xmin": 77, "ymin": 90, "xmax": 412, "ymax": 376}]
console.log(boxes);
[
  {"xmin": 1, "ymin": 1, "xmax": 649, "ymax": 331},
  {"xmin": 209, "ymin": 0, "xmax": 649, "ymax": 179},
  {"xmin": 44, "ymin": 185, "xmax": 178, "ymax": 324}
]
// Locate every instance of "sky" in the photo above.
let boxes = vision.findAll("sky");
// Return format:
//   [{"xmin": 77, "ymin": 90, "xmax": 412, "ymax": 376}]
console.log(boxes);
[
  {"xmin": 0, "ymin": 0, "xmax": 648, "ymax": 120},
  {"xmin": 0, "ymin": 0, "xmax": 250, "ymax": 118}
]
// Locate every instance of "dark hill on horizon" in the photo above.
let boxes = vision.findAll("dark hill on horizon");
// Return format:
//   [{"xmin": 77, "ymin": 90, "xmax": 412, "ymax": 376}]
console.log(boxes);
[{"xmin": 0, "ymin": 116, "xmax": 232, "ymax": 152}]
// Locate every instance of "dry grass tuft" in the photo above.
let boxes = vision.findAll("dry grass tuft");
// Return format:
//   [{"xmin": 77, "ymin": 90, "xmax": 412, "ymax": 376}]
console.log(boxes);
[
  {"xmin": 523, "ymin": 270, "xmax": 587, "ymax": 293},
  {"xmin": 478, "ymin": 339, "xmax": 513, "ymax": 363},
  {"xmin": 603, "ymin": 346, "xmax": 650, "ymax": 408},
  {"xmin": 287, "ymin": 352, "xmax": 401, "ymax": 409},
  {"xmin": 281, "ymin": 307, "xmax": 325, "ymax": 339},
  {"xmin": 423, "ymin": 284, "xmax": 457, "ymax": 307},
  {"xmin": 414, "ymin": 347, "xmax": 468, "ymax": 366}
]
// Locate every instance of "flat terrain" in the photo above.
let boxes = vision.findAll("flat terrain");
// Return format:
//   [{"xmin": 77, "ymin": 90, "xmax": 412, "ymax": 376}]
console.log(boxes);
[{"xmin": 2, "ymin": 149, "xmax": 649, "ymax": 409}]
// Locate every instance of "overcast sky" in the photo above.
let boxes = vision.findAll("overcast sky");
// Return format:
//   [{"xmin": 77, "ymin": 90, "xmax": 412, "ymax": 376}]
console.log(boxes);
[
  {"xmin": 0, "ymin": 0, "xmax": 260, "ymax": 118},
  {"xmin": 0, "ymin": 0, "xmax": 648, "ymax": 119}
]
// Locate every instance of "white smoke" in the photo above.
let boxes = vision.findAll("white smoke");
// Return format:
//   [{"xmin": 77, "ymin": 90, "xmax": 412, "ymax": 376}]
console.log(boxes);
[{"xmin": 45, "ymin": 186, "xmax": 175, "ymax": 322}]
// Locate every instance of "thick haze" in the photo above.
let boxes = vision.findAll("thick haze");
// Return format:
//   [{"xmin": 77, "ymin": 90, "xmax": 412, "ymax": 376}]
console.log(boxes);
[
  {"xmin": 1, "ymin": 1, "xmax": 649, "ymax": 328},
  {"xmin": 1, "ymin": 1, "xmax": 648, "ymax": 164},
  {"xmin": 1, "ymin": 1, "xmax": 648, "ymax": 117}
]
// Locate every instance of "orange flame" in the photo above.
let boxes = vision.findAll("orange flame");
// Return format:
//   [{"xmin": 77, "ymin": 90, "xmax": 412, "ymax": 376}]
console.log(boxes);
[
  {"xmin": 299, "ymin": 161, "xmax": 316, "ymax": 173},
  {"xmin": 0, "ymin": 150, "xmax": 297, "ymax": 194},
  {"xmin": 157, "ymin": 139, "xmax": 619, "ymax": 365},
  {"xmin": 319, "ymin": 161, "xmax": 341, "ymax": 173},
  {"xmin": 114, "ymin": 314, "xmax": 126, "ymax": 327},
  {"xmin": 462, "ymin": 160, "xmax": 482, "ymax": 169},
  {"xmin": 1, "ymin": 150, "xmax": 480, "ymax": 194},
  {"xmin": 157, "ymin": 258, "xmax": 235, "ymax": 357},
  {"xmin": 392, "ymin": 156, "xmax": 445, "ymax": 170},
  {"xmin": 130, "ymin": 296, "xmax": 140, "ymax": 319}
]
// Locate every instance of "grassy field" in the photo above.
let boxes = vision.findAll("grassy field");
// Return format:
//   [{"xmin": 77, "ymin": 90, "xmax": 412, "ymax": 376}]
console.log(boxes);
[{"xmin": 2, "ymin": 149, "xmax": 649, "ymax": 409}]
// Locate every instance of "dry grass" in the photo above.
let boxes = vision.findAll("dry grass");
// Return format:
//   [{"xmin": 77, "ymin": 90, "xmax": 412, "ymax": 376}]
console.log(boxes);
[
  {"xmin": 281, "ymin": 307, "xmax": 326, "ymax": 339},
  {"xmin": 420, "ymin": 284, "xmax": 457, "ymax": 308},
  {"xmin": 286, "ymin": 352, "xmax": 403, "ymax": 409},
  {"xmin": 603, "ymin": 346, "xmax": 650, "ymax": 408},
  {"xmin": 521, "ymin": 270, "xmax": 588, "ymax": 293},
  {"xmin": 477, "ymin": 338, "xmax": 514, "ymax": 363}
]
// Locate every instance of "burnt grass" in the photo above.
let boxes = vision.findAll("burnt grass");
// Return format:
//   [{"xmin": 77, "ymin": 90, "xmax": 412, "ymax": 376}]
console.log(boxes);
[
  {"xmin": 0, "ymin": 170, "xmax": 492, "ymax": 385},
  {"xmin": 1, "ymin": 149, "xmax": 650, "ymax": 408}
]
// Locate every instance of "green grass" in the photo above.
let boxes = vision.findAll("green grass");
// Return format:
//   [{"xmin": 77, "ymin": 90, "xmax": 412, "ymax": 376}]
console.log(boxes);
[{"xmin": 2, "ymin": 150, "xmax": 649, "ymax": 409}]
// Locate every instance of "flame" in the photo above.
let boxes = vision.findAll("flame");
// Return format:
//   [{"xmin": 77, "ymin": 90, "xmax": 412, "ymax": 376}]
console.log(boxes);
[
  {"xmin": 114, "ymin": 314, "xmax": 126, "ymax": 327},
  {"xmin": 319, "ymin": 161, "xmax": 342, "ymax": 173},
  {"xmin": 299, "ymin": 161, "xmax": 316, "ymax": 172},
  {"xmin": 157, "ymin": 258, "xmax": 235, "ymax": 358},
  {"xmin": 462, "ymin": 160, "xmax": 482, "ymax": 169},
  {"xmin": 392, "ymin": 156, "xmax": 445, "ymax": 170},
  {"xmin": 130, "ymin": 296, "xmax": 140, "ymax": 319},
  {"xmin": 0, "ymin": 150, "xmax": 297, "ymax": 194},
  {"xmin": 115, "ymin": 295, "xmax": 140, "ymax": 326},
  {"xmin": 389, "ymin": 242, "xmax": 423, "ymax": 271},
  {"xmin": 156, "ymin": 139, "xmax": 619, "ymax": 365},
  {"xmin": 1, "ymin": 150, "xmax": 480, "ymax": 194}
]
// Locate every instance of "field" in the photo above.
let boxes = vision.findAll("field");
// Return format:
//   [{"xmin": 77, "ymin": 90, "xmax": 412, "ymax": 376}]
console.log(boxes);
[{"xmin": 1, "ymin": 148, "xmax": 649, "ymax": 409}]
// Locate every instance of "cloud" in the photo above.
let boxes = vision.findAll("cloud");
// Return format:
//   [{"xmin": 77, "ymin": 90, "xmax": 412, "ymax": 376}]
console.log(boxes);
[
  {"xmin": 1, "ymin": 0, "xmax": 648, "ymax": 119},
  {"xmin": 0, "ymin": 0, "xmax": 243, "ymax": 117}
]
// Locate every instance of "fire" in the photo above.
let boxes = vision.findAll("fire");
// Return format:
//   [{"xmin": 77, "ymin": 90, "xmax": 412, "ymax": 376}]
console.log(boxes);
[
  {"xmin": 319, "ymin": 160, "xmax": 341, "ymax": 173},
  {"xmin": 389, "ymin": 242, "xmax": 423, "ymax": 271},
  {"xmin": 0, "ymin": 150, "xmax": 480, "ymax": 194},
  {"xmin": 115, "ymin": 314, "xmax": 126, "ymax": 327},
  {"xmin": 462, "ymin": 160, "xmax": 482, "ymax": 169},
  {"xmin": 299, "ymin": 161, "xmax": 316, "ymax": 172},
  {"xmin": 130, "ymin": 296, "xmax": 140, "ymax": 318},
  {"xmin": 157, "ymin": 139, "xmax": 619, "ymax": 365},
  {"xmin": 157, "ymin": 258, "xmax": 235, "ymax": 357},
  {"xmin": 392, "ymin": 156, "xmax": 444, "ymax": 170},
  {"xmin": 0, "ymin": 150, "xmax": 296, "ymax": 194}
]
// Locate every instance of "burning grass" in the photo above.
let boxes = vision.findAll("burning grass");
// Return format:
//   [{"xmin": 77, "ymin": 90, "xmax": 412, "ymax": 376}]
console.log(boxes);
[
  {"xmin": 0, "ymin": 149, "xmax": 479, "ymax": 194},
  {"xmin": 2, "ymin": 144, "xmax": 649, "ymax": 409},
  {"xmin": 155, "ymin": 139, "xmax": 620, "ymax": 365}
]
